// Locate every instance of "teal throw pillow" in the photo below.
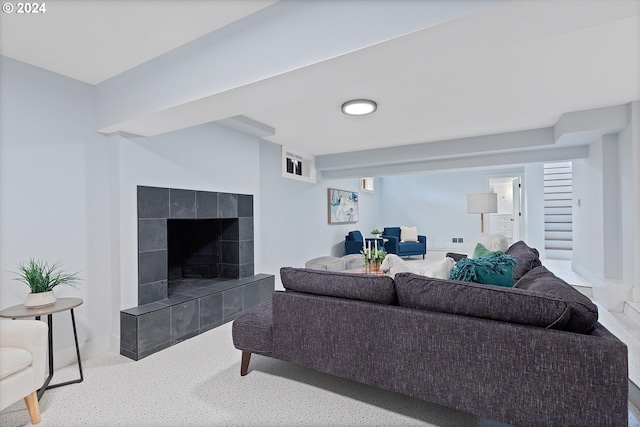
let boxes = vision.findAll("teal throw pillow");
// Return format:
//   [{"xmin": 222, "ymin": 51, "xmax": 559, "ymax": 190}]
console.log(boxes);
[
  {"xmin": 472, "ymin": 243, "xmax": 503, "ymax": 259},
  {"xmin": 450, "ymin": 254, "xmax": 516, "ymax": 287},
  {"xmin": 476, "ymin": 262, "xmax": 514, "ymax": 287}
]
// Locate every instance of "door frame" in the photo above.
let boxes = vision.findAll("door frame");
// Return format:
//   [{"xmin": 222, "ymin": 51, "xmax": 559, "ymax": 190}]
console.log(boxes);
[{"xmin": 485, "ymin": 173, "xmax": 525, "ymax": 242}]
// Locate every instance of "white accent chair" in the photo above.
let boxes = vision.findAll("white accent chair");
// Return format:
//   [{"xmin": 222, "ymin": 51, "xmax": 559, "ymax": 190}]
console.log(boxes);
[{"xmin": 0, "ymin": 319, "xmax": 48, "ymax": 424}]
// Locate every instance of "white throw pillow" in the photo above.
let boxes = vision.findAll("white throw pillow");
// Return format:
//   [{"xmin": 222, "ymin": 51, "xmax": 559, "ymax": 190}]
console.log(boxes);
[
  {"xmin": 420, "ymin": 257, "xmax": 456, "ymax": 280},
  {"xmin": 380, "ymin": 254, "xmax": 418, "ymax": 278},
  {"xmin": 400, "ymin": 226, "xmax": 418, "ymax": 242},
  {"xmin": 467, "ymin": 233, "xmax": 509, "ymax": 258}
]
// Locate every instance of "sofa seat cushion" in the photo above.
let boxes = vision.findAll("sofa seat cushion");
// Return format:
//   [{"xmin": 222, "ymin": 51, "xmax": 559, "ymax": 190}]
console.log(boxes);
[
  {"xmin": 0, "ymin": 347, "xmax": 32, "ymax": 380},
  {"xmin": 232, "ymin": 301, "xmax": 273, "ymax": 356},
  {"xmin": 514, "ymin": 266, "xmax": 598, "ymax": 333},
  {"xmin": 281, "ymin": 267, "xmax": 397, "ymax": 305},
  {"xmin": 395, "ymin": 273, "xmax": 571, "ymax": 330},
  {"xmin": 398, "ymin": 241, "xmax": 424, "ymax": 253},
  {"xmin": 505, "ymin": 241, "xmax": 542, "ymax": 283}
]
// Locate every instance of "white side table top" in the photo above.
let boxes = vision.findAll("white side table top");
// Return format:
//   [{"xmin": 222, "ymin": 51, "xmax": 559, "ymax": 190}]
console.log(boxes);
[{"xmin": 0, "ymin": 297, "xmax": 83, "ymax": 318}]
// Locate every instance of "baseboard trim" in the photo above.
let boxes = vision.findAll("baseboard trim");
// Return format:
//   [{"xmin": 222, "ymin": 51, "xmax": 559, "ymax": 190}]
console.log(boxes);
[
  {"xmin": 630, "ymin": 379, "xmax": 640, "ymax": 411},
  {"xmin": 52, "ymin": 335, "xmax": 111, "ymax": 370}
]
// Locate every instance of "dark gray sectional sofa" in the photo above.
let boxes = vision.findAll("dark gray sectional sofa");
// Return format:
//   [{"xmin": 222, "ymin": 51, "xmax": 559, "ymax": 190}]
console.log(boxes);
[{"xmin": 232, "ymin": 241, "xmax": 628, "ymax": 427}]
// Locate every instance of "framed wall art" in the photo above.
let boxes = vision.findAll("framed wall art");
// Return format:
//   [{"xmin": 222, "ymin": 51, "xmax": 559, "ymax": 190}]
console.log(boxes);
[{"xmin": 328, "ymin": 188, "xmax": 359, "ymax": 224}]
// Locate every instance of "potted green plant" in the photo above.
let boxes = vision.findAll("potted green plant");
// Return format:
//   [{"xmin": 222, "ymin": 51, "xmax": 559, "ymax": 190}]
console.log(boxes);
[
  {"xmin": 360, "ymin": 247, "xmax": 387, "ymax": 272},
  {"xmin": 371, "ymin": 228, "xmax": 382, "ymax": 238},
  {"xmin": 14, "ymin": 259, "xmax": 80, "ymax": 308}
]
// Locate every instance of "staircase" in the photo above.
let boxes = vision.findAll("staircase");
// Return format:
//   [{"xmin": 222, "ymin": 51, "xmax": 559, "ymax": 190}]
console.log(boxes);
[{"xmin": 544, "ymin": 162, "xmax": 573, "ymax": 259}]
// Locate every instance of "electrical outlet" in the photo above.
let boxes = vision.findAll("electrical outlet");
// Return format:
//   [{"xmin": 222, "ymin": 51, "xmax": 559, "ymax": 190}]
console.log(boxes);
[
  {"xmin": 452, "ymin": 237, "xmax": 458, "ymax": 243},
  {"xmin": 458, "ymin": 237, "xmax": 464, "ymax": 243}
]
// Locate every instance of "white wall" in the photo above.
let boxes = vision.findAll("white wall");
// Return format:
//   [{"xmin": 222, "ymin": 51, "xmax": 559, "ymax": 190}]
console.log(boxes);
[
  {"xmin": 0, "ymin": 57, "xmax": 113, "ymax": 365},
  {"xmin": 0, "ymin": 57, "xmax": 265, "ymax": 363},
  {"xmin": 523, "ymin": 164, "xmax": 545, "ymax": 255},
  {"xmin": 572, "ymin": 143, "xmax": 606, "ymax": 285},
  {"xmin": 111, "ymin": 124, "xmax": 262, "ymax": 312},
  {"xmin": 259, "ymin": 140, "xmax": 380, "ymax": 288},
  {"xmin": 573, "ymin": 129, "xmax": 636, "ymax": 310},
  {"xmin": 377, "ymin": 168, "xmax": 536, "ymax": 253},
  {"xmin": 629, "ymin": 101, "xmax": 640, "ymax": 302}
]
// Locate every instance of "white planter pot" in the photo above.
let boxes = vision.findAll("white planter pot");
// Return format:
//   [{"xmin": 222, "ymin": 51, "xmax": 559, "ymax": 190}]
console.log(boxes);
[{"xmin": 25, "ymin": 291, "xmax": 56, "ymax": 308}]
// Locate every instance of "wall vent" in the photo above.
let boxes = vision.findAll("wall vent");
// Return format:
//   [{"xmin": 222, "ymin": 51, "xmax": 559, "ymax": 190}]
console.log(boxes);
[{"xmin": 282, "ymin": 147, "xmax": 316, "ymax": 183}]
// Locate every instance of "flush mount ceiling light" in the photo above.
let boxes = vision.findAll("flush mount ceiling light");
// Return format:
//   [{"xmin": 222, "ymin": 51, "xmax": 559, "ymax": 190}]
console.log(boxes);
[{"xmin": 341, "ymin": 99, "xmax": 377, "ymax": 116}]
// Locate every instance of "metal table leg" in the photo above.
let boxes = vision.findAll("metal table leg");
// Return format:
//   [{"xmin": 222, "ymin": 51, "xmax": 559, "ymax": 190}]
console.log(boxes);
[{"xmin": 36, "ymin": 308, "xmax": 84, "ymax": 399}]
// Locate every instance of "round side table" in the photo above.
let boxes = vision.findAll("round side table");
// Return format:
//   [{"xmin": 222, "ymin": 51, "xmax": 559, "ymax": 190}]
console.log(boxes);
[{"xmin": 0, "ymin": 298, "xmax": 84, "ymax": 399}]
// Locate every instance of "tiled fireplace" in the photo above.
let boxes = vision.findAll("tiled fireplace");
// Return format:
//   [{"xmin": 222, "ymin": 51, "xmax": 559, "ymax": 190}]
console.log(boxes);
[{"xmin": 120, "ymin": 186, "xmax": 274, "ymax": 360}]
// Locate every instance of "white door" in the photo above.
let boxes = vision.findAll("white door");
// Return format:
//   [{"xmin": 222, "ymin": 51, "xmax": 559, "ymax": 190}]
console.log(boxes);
[{"xmin": 512, "ymin": 177, "xmax": 523, "ymax": 242}]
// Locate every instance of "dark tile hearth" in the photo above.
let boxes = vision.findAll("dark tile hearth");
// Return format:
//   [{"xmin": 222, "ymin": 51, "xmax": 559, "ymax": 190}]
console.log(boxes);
[{"xmin": 121, "ymin": 274, "xmax": 274, "ymax": 360}]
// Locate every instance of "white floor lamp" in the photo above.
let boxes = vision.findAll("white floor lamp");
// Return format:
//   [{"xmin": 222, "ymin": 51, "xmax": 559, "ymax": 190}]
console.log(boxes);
[{"xmin": 467, "ymin": 193, "xmax": 498, "ymax": 233}]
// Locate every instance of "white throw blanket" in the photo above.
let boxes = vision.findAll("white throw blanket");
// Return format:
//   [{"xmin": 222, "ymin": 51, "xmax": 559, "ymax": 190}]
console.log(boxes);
[
  {"xmin": 380, "ymin": 254, "xmax": 418, "ymax": 277},
  {"xmin": 381, "ymin": 254, "xmax": 455, "ymax": 279}
]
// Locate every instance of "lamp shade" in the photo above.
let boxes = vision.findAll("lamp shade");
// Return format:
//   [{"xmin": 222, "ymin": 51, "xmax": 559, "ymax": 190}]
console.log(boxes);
[{"xmin": 467, "ymin": 193, "xmax": 498, "ymax": 214}]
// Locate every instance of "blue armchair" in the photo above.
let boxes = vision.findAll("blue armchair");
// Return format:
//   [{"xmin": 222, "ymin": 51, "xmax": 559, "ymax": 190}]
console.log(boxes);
[
  {"xmin": 345, "ymin": 230, "xmax": 385, "ymax": 255},
  {"xmin": 382, "ymin": 227, "xmax": 427, "ymax": 259}
]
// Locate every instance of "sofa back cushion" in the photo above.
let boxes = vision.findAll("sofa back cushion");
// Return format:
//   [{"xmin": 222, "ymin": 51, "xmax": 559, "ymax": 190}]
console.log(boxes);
[
  {"xmin": 280, "ymin": 267, "xmax": 397, "ymax": 305},
  {"xmin": 394, "ymin": 273, "xmax": 571, "ymax": 330},
  {"xmin": 383, "ymin": 227, "xmax": 401, "ymax": 240},
  {"xmin": 513, "ymin": 266, "xmax": 598, "ymax": 333},
  {"xmin": 505, "ymin": 241, "xmax": 542, "ymax": 283}
]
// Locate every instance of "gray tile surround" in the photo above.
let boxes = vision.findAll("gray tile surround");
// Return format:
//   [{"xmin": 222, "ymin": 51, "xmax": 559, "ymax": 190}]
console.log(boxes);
[
  {"xmin": 137, "ymin": 186, "xmax": 254, "ymax": 306},
  {"xmin": 122, "ymin": 185, "xmax": 264, "ymax": 361}
]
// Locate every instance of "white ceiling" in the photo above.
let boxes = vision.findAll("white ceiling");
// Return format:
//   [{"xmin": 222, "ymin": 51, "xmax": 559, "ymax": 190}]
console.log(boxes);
[
  {"xmin": 1, "ymin": 0, "xmax": 638, "ymax": 158},
  {"xmin": 0, "ymin": 0, "xmax": 276, "ymax": 84}
]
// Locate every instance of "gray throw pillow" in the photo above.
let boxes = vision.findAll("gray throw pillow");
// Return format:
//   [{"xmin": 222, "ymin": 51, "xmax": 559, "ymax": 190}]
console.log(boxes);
[
  {"xmin": 394, "ymin": 273, "xmax": 571, "ymax": 330},
  {"xmin": 505, "ymin": 241, "xmax": 542, "ymax": 283},
  {"xmin": 280, "ymin": 267, "xmax": 397, "ymax": 305},
  {"xmin": 513, "ymin": 266, "xmax": 598, "ymax": 333}
]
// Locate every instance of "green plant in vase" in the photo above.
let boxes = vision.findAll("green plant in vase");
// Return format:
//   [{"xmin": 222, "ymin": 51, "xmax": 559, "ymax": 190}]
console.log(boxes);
[
  {"xmin": 370, "ymin": 228, "xmax": 382, "ymax": 238},
  {"xmin": 14, "ymin": 259, "xmax": 80, "ymax": 308},
  {"xmin": 360, "ymin": 245, "xmax": 387, "ymax": 272}
]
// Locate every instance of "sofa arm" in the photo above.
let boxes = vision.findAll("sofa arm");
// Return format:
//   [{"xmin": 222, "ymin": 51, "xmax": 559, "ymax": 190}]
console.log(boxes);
[
  {"xmin": 382, "ymin": 235, "xmax": 399, "ymax": 253},
  {"xmin": 345, "ymin": 240, "xmax": 364, "ymax": 255},
  {"xmin": 0, "ymin": 319, "xmax": 48, "ymax": 390},
  {"xmin": 418, "ymin": 235, "xmax": 427, "ymax": 245},
  {"xmin": 446, "ymin": 252, "xmax": 467, "ymax": 262}
]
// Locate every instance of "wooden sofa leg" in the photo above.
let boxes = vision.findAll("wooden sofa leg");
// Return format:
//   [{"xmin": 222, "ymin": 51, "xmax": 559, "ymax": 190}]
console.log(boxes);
[
  {"xmin": 24, "ymin": 391, "xmax": 41, "ymax": 425},
  {"xmin": 241, "ymin": 351, "xmax": 252, "ymax": 376},
  {"xmin": 423, "ymin": 254, "xmax": 425, "ymax": 259}
]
